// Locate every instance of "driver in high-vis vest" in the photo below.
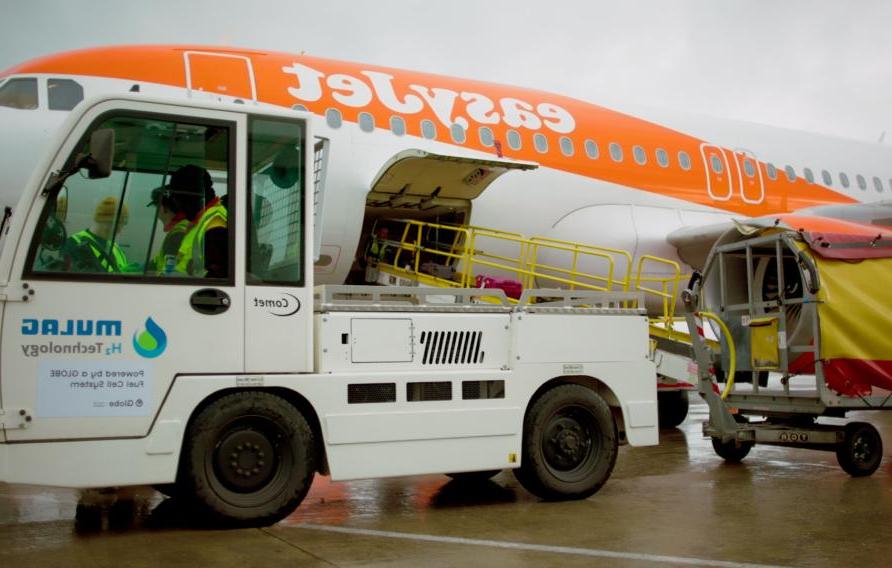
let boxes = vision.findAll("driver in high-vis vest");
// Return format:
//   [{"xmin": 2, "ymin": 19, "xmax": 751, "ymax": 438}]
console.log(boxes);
[
  {"xmin": 64, "ymin": 196, "xmax": 133, "ymax": 273},
  {"xmin": 154, "ymin": 165, "xmax": 228, "ymax": 278}
]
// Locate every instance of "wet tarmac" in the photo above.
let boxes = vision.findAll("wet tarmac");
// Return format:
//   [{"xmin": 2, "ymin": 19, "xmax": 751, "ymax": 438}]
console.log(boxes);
[{"xmin": 2, "ymin": 398, "xmax": 891, "ymax": 567}]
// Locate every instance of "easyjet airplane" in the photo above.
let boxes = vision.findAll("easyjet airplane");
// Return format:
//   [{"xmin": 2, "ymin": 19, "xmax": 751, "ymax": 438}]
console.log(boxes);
[{"xmin": 2, "ymin": 44, "xmax": 891, "ymax": 287}]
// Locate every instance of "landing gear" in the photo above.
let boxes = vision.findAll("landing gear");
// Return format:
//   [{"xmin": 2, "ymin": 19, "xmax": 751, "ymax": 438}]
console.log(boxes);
[
  {"xmin": 836, "ymin": 422, "xmax": 883, "ymax": 477},
  {"xmin": 183, "ymin": 392, "xmax": 316, "ymax": 526},
  {"xmin": 514, "ymin": 385, "xmax": 617, "ymax": 500},
  {"xmin": 658, "ymin": 390, "xmax": 689, "ymax": 428}
]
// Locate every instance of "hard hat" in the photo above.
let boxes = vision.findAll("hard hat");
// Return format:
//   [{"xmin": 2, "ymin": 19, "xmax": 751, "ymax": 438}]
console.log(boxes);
[{"xmin": 94, "ymin": 196, "xmax": 129, "ymax": 224}]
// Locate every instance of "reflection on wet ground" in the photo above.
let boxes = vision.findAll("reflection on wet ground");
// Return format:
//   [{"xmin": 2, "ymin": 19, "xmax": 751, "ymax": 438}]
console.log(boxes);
[{"xmin": 1, "ymin": 398, "xmax": 891, "ymax": 567}]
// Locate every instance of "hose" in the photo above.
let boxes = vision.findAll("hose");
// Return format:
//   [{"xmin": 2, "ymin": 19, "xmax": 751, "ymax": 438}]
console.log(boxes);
[{"xmin": 699, "ymin": 312, "xmax": 736, "ymax": 399}]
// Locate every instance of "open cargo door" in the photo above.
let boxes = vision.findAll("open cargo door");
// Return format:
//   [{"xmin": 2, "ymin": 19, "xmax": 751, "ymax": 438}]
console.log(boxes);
[{"xmin": 366, "ymin": 149, "xmax": 537, "ymax": 216}]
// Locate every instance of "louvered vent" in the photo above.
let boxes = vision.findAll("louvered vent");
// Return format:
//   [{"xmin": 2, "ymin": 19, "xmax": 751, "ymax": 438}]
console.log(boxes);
[
  {"xmin": 419, "ymin": 330, "xmax": 485, "ymax": 365},
  {"xmin": 407, "ymin": 381, "xmax": 452, "ymax": 401}
]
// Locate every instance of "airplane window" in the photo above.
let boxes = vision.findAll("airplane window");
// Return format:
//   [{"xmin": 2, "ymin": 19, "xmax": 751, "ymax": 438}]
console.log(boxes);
[
  {"xmin": 478, "ymin": 127, "xmax": 494, "ymax": 147},
  {"xmin": 325, "ymin": 108, "xmax": 342, "ymax": 129},
  {"xmin": 874, "ymin": 176, "xmax": 884, "ymax": 192},
  {"xmin": 821, "ymin": 170, "xmax": 833, "ymax": 185},
  {"xmin": 421, "ymin": 119, "xmax": 437, "ymax": 140},
  {"xmin": 559, "ymin": 136, "xmax": 574, "ymax": 157},
  {"xmin": 784, "ymin": 166, "xmax": 796, "ymax": 182},
  {"xmin": 743, "ymin": 159, "xmax": 755, "ymax": 178},
  {"xmin": 358, "ymin": 112, "xmax": 375, "ymax": 133},
  {"xmin": 390, "ymin": 116, "xmax": 406, "ymax": 136},
  {"xmin": 857, "ymin": 174, "xmax": 867, "ymax": 190},
  {"xmin": 656, "ymin": 148, "xmax": 669, "ymax": 168},
  {"xmin": 804, "ymin": 168, "xmax": 814, "ymax": 183},
  {"xmin": 839, "ymin": 172, "xmax": 850, "ymax": 188},
  {"xmin": 766, "ymin": 163, "xmax": 777, "ymax": 180},
  {"xmin": 584, "ymin": 140, "xmax": 599, "ymax": 159},
  {"xmin": 507, "ymin": 129, "xmax": 521, "ymax": 150},
  {"xmin": 0, "ymin": 77, "xmax": 38, "ymax": 109},
  {"xmin": 291, "ymin": 104, "xmax": 308, "ymax": 111},
  {"xmin": 678, "ymin": 151, "xmax": 691, "ymax": 170},
  {"xmin": 609, "ymin": 143, "xmax": 623, "ymax": 162},
  {"xmin": 533, "ymin": 133, "xmax": 548, "ymax": 154},
  {"xmin": 633, "ymin": 146, "xmax": 647, "ymax": 165},
  {"xmin": 47, "ymin": 79, "xmax": 84, "ymax": 111},
  {"xmin": 710, "ymin": 155, "xmax": 723, "ymax": 174},
  {"xmin": 451, "ymin": 123, "xmax": 466, "ymax": 144}
]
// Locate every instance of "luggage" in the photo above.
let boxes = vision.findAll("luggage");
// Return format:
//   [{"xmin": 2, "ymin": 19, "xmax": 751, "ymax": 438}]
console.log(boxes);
[
  {"xmin": 421, "ymin": 262, "xmax": 455, "ymax": 280},
  {"xmin": 475, "ymin": 274, "xmax": 523, "ymax": 299}
]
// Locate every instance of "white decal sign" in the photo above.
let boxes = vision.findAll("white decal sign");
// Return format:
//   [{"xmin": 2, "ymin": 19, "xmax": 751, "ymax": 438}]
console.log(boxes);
[{"xmin": 37, "ymin": 360, "xmax": 152, "ymax": 417}]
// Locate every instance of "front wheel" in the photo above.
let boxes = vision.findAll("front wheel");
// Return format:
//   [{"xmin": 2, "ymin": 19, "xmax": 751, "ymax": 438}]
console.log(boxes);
[
  {"xmin": 836, "ymin": 422, "xmax": 883, "ymax": 477},
  {"xmin": 183, "ymin": 392, "xmax": 316, "ymax": 526},
  {"xmin": 514, "ymin": 384, "xmax": 618, "ymax": 500}
]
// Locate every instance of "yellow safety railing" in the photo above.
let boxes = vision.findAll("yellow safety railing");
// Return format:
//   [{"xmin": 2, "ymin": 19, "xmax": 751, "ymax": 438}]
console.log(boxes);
[{"xmin": 376, "ymin": 219, "xmax": 692, "ymax": 341}]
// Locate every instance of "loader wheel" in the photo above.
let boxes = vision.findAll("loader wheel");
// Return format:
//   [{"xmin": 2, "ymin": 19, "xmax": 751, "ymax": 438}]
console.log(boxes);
[
  {"xmin": 711, "ymin": 437, "xmax": 753, "ymax": 463},
  {"xmin": 658, "ymin": 390, "xmax": 689, "ymax": 428},
  {"xmin": 836, "ymin": 422, "xmax": 883, "ymax": 477},
  {"xmin": 446, "ymin": 470, "xmax": 501, "ymax": 483},
  {"xmin": 514, "ymin": 385, "xmax": 617, "ymax": 500},
  {"xmin": 184, "ymin": 392, "xmax": 316, "ymax": 526}
]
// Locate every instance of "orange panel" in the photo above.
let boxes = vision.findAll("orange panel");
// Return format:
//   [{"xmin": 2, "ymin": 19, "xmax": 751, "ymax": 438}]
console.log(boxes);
[{"xmin": 187, "ymin": 53, "xmax": 253, "ymax": 99}]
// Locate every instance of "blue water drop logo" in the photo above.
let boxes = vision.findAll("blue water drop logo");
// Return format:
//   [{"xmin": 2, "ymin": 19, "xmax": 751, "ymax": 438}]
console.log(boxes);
[{"xmin": 132, "ymin": 317, "xmax": 167, "ymax": 358}]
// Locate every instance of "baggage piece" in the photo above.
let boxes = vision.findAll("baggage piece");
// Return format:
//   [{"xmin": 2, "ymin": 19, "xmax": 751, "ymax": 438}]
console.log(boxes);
[
  {"xmin": 421, "ymin": 262, "xmax": 455, "ymax": 280},
  {"xmin": 476, "ymin": 274, "xmax": 523, "ymax": 299}
]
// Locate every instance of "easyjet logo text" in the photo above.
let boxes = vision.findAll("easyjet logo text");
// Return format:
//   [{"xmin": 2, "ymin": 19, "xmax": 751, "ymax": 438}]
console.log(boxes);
[{"xmin": 282, "ymin": 63, "xmax": 576, "ymax": 134}]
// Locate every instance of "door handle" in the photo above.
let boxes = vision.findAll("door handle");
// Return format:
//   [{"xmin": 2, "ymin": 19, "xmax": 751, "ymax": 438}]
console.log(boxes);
[{"xmin": 190, "ymin": 288, "xmax": 231, "ymax": 315}]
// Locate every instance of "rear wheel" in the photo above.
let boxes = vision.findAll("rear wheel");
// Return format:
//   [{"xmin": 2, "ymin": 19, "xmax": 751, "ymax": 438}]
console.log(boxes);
[
  {"xmin": 658, "ymin": 390, "xmax": 689, "ymax": 428},
  {"xmin": 183, "ymin": 392, "xmax": 316, "ymax": 526},
  {"xmin": 836, "ymin": 422, "xmax": 883, "ymax": 477},
  {"xmin": 711, "ymin": 437, "xmax": 753, "ymax": 463},
  {"xmin": 514, "ymin": 384, "xmax": 617, "ymax": 500}
]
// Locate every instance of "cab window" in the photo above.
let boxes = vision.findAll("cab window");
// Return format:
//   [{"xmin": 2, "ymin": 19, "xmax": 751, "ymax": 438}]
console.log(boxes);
[
  {"xmin": 27, "ymin": 113, "xmax": 232, "ymax": 281},
  {"xmin": 0, "ymin": 77, "xmax": 38, "ymax": 109},
  {"xmin": 48, "ymin": 78, "xmax": 84, "ymax": 111},
  {"xmin": 247, "ymin": 117, "xmax": 305, "ymax": 286}
]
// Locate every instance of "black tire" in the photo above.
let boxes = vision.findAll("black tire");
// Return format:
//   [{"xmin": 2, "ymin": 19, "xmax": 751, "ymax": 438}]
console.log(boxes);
[
  {"xmin": 836, "ymin": 422, "xmax": 883, "ymax": 477},
  {"xmin": 183, "ymin": 392, "xmax": 316, "ymax": 526},
  {"xmin": 445, "ymin": 470, "xmax": 501, "ymax": 483},
  {"xmin": 711, "ymin": 437, "xmax": 753, "ymax": 463},
  {"xmin": 658, "ymin": 390, "xmax": 689, "ymax": 429},
  {"xmin": 513, "ymin": 384, "xmax": 618, "ymax": 500}
]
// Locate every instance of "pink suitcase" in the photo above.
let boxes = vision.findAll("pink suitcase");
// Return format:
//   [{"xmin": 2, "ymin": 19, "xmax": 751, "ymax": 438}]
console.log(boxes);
[{"xmin": 475, "ymin": 274, "xmax": 523, "ymax": 299}]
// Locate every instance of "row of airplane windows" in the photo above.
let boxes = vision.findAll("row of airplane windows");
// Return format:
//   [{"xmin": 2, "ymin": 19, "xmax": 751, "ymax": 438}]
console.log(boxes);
[{"xmin": 310, "ymin": 105, "xmax": 891, "ymax": 194}]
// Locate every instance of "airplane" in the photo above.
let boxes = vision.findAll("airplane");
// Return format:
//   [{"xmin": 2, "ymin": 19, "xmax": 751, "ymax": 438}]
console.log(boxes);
[
  {"xmin": 2, "ymin": 44, "xmax": 891, "ymax": 286},
  {"xmin": 4, "ymin": 44, "xmax": 892, "ymax": 427}
]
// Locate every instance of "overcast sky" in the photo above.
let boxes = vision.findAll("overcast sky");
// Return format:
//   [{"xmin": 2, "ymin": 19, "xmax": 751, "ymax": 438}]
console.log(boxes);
[{"xmin": 2, "ymin": 0, "xmax": 891, "ymax": 142}]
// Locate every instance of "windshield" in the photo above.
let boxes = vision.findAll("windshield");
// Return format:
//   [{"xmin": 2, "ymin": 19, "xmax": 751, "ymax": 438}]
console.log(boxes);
[{"xmin": 0, "ymin": 77, "xmax": 38, "ymax": 110}]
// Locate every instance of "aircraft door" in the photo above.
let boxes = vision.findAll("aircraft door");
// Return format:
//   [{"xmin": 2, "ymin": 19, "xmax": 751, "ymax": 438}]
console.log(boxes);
[
  {"xmin": 700, "ymin": 144, "xmax": 732, "ymax": 202},
  {"xmin": 734, "ymin": 150, "xmax": 765, "ymax": 204},
  {"xmin": 185, "ymin": 51, "xmax": 257, "ymax": 101},
  {"xmin": 0, "ymin": 102, "xmax": 246, "ymax": 442}
]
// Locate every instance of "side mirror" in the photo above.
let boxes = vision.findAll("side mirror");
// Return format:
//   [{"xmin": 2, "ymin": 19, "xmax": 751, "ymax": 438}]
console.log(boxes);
[{"xmin": 85, "ymin": 128, "xmax": 114, "ymax": 179}]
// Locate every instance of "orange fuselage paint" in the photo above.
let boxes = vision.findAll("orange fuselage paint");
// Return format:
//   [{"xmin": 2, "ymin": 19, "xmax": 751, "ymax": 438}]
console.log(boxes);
[{"xmin": 3, "ymin": 45, "xmax": 855, "ymax": 216}]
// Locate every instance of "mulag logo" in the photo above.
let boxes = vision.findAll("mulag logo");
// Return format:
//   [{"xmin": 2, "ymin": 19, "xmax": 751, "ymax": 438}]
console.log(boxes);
[{"xmin": 132, "ymin": 317, "xmax": 168, "ymax": 359}]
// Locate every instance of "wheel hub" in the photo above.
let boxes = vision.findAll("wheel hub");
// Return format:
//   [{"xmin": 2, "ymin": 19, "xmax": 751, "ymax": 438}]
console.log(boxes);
[
  {"xmin": 544, "ymin": 415, "xmax": 593, "ymax": 471},
  {"xmin": 215, "ymin": 429, "xmax": 277, "ymax": 492}
]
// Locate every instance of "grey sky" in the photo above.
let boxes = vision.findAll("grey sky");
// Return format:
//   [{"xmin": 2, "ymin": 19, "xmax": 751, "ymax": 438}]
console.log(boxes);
[{"xmin": 2, "ymin": 0, "xmax": 891, "ymax": 142}]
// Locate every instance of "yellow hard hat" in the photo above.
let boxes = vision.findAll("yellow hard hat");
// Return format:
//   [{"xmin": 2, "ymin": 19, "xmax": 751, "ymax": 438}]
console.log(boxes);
[{"xmin": 94, "ymin": 196, "xmax": 129, "ymax": 224}]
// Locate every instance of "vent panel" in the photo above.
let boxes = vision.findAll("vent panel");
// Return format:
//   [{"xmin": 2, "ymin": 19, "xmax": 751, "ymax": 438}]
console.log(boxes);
[
  {"xmin": 407, "ymin": 381, "xmax": 452, "ymax": 401},
  {"xmin": 348, "ymin": 383, "xmax": 396, "ymax": 404},
  {"xmin": 462, "ymin": 380, "xmax": 505, "ymax": 400},
  {"xmin": 420, "ymin": 330, "xmax": 484, "ymax": 365}
]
